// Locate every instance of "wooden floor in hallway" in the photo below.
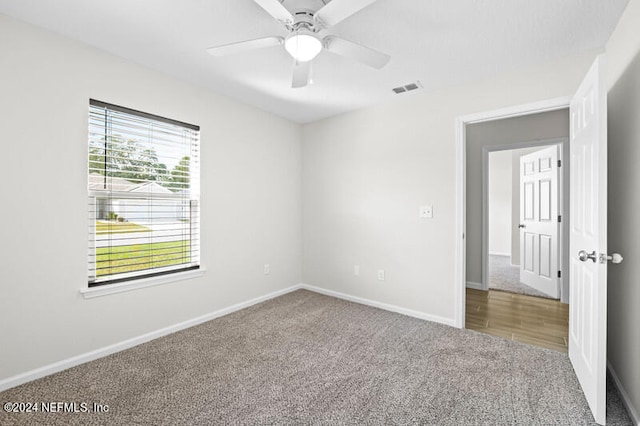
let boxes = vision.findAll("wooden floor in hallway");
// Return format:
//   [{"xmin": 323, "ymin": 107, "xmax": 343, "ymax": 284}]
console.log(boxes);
[{"xmin": 466, "ymin": 288, "xmax": 569, "ymax": 352}]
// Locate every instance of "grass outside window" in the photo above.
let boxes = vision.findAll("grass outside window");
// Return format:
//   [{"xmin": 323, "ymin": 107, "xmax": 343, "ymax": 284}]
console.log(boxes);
[
  {"xmin": 96, "ymin": 221, "xmax": 150, "ymax": 234},
  {"xmin": 96, "ymin": 240, "xmax": 191, "ymax": 277}
]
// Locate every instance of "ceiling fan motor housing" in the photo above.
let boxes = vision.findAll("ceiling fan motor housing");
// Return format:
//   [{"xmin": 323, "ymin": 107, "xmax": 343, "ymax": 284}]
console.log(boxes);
[
  {"xmin": 284, "ymin": 9, "xmax": 324, "ymax": 62},
  {"xmin": 285, "ymin": 9, "xmax": 321, "ymax": 32}
]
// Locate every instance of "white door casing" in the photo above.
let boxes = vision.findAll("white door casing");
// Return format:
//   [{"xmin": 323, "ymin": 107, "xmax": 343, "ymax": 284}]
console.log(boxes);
[
  {"xmin": 569, "ymin": 55, "xmax": 607, "ymax": 425},
  {"xmin": 519, "ymin": 145, "xmax": 560, "ymax": 298}
]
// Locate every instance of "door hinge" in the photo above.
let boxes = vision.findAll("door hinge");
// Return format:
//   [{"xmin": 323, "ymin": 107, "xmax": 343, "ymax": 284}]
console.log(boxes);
[
  {"xmin": 557, "ymin": 160, "xmax": 562, "ymax": 167},
  {"xmin": 558, "ymin": 271, "xmax": 562, "ymax": 278},
  {"xmin": 558, "ymin": 215, "xmax": 562, "ymax": 223}
]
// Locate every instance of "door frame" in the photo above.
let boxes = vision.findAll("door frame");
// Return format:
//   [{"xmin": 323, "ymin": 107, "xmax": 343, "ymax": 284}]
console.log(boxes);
[
  {"xmin": 454, "ymin": 96, "xmax": 571, "ymax": 328},
  {"xmin": 481, "ymin": 139, "xmax": 568, "ymax": 302}
]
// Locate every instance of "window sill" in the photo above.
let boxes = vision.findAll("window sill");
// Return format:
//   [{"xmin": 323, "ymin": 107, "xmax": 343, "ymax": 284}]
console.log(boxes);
[{"xmin": 80, "ymin": 268, "xmax": 206, "ymax": 299}]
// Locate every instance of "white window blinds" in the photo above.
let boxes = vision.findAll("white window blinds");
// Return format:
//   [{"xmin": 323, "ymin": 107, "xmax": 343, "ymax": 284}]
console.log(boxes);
[{"xmin": 88, "ymin": 99, "xmax": 200, "ymax": 286}]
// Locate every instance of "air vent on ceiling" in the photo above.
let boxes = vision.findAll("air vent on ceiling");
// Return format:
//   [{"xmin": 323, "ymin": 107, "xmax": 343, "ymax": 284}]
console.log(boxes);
[{"xmin": 392, "ymin": 81, "xmax": 423, "ymax": 94}]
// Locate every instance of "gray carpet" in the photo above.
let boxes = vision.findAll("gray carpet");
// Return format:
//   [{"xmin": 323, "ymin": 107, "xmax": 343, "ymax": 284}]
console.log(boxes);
[
  {"xmin": 0, "ymin": 290, "xmax": 631, "ymax": 425},
  {"xmin": 489, "ymin": 254, "xmax": 556, "ymax": 299}
]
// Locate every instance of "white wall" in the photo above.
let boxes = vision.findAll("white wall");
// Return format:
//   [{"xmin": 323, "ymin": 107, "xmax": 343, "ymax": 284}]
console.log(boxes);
[
  {"xmin": 0, "ymin": 15, "xmax": 302, "ymax": 382},
  {"xmin": 606, "ymin": 0, "xmax": 640, "ymax": 420},
  {"xmin": 302, "ymin": 48, "xmax": 599, "ymax": 322},
  {"xmin": 488, "ymin": 151, "xmax": 512, "ymax": 256}
]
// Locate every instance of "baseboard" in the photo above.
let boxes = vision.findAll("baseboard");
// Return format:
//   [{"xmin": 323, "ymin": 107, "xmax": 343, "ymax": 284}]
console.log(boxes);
[
  {"xmin": 0, "ymin": 284, "xmax": 303, "ymax": 393},
  {"xmin": 300, "ymin": 283, "xmax": 457, "ymax": 327},
  {"xmin": 608, "ymin": 362, "xmax": 640, "ymax": 426},
  {"xmin": 489, "ymin": 252, "xmax": 511, "ymax": 257},
  {"xmin": 466, "ymin": 281, "xmax": 483, "ymax": 290}
]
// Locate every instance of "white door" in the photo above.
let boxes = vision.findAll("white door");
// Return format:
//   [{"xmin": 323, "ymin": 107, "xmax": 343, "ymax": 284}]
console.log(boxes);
[
  {"xmin": 569, "ymin": 55, "xmax": 607, "ymax": 425},
  {"xmin": 519, "ymin": 146, "xmax": 560, "ymax": 298}
]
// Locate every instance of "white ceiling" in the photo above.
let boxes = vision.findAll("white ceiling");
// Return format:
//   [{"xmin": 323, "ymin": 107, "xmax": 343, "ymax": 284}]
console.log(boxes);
[{"xmin": 0, "ymin": 0, "xmax": 630, "ymax": 123}]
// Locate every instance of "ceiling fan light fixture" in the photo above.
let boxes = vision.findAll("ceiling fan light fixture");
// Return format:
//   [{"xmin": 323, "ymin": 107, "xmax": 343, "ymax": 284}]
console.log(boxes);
[{"xmin": 285, "ymin": 29, "xmax": 322, "ymax": 62}]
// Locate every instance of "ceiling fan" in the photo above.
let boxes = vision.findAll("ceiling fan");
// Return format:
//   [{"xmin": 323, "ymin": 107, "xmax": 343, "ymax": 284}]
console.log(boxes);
[{"xmin": 206, "ymin": 0, "xmax": 390, "ymax": 88}]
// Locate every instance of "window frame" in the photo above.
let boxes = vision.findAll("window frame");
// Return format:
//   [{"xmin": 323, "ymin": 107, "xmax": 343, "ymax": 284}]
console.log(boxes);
[{"xmin": 87, "ymin": 99, "xmax": 201, "ymax": 289}]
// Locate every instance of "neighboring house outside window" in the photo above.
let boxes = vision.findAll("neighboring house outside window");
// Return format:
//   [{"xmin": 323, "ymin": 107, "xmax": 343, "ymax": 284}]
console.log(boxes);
[{"xmin": 87, "ymin": 100, "xmax": 200, "ymax": 287}]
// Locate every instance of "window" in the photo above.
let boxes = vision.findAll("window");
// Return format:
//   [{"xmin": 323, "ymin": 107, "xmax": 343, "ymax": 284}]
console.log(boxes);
[{"xmin": 88, "ymin": 100, "xmax": 200, "ymax": 287}]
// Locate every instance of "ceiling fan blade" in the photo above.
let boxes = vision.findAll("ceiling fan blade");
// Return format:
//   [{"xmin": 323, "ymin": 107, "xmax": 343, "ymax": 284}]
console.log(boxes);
[
  {"xmin": 206, "ymin": 36, "xmax": 284, "ymax": 57},
  {"xmin": 314, "ymin": 0, "xmax": 377, "ymax": 27},
  {"xmin": 323, "ymin": 36, "xmax": 390, "ymax": 69},
  {"xmin": 253, "ymin": 0, "xmax": 294, "ymax": 23},
  {"xmin": 292, "ymin": 61, "xmax": 311, "ymax": 88}
]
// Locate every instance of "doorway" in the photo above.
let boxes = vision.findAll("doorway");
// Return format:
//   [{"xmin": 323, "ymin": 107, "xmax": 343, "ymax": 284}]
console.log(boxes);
[
  {"xmin": 465, "ymin": 141, "xmax": 570, "ymax": 352},
  {"xmin": 454, "ymin": 101, "xmax": 572, "ymax": 352},
  {"xmin": 474, "ymin": 137, "xmax": 570, "ymax": 352},
  {"xmin": 485, "ymin": 141, "xmax": 567, "ymax": 301},
  {"xmin": 453, "ymin": 98, "xmax": 573, "ymax": 328}
]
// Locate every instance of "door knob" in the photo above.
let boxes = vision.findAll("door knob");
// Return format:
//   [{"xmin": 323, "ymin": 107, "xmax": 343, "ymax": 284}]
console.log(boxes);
[
  {"xmin": 599, "ymin": 253, "xmax": 624, "ymax": 264},
  {"xmin": 518, "ymin": 224, "xmax": 526, "ymax": 229},
  {"xmin": 578, "ymin": 250, "xmax": 597, "ymax": 263}
]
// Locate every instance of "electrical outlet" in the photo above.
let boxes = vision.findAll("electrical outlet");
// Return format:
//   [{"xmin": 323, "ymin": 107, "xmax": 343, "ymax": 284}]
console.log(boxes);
[
  {"xmin": 377, "ymin": 269, "xmax": 385, "ymax": 281},
  {"xmin": 263, "ymin": 264, "xmax": 270, "ymax": 275},
  {"xmin": 354, "ymin": 265, "xmax": 360, "ymax": 276},
  {"xmin": 420, "ymin": 205, "xmax": 433, "ymax": 219}
]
